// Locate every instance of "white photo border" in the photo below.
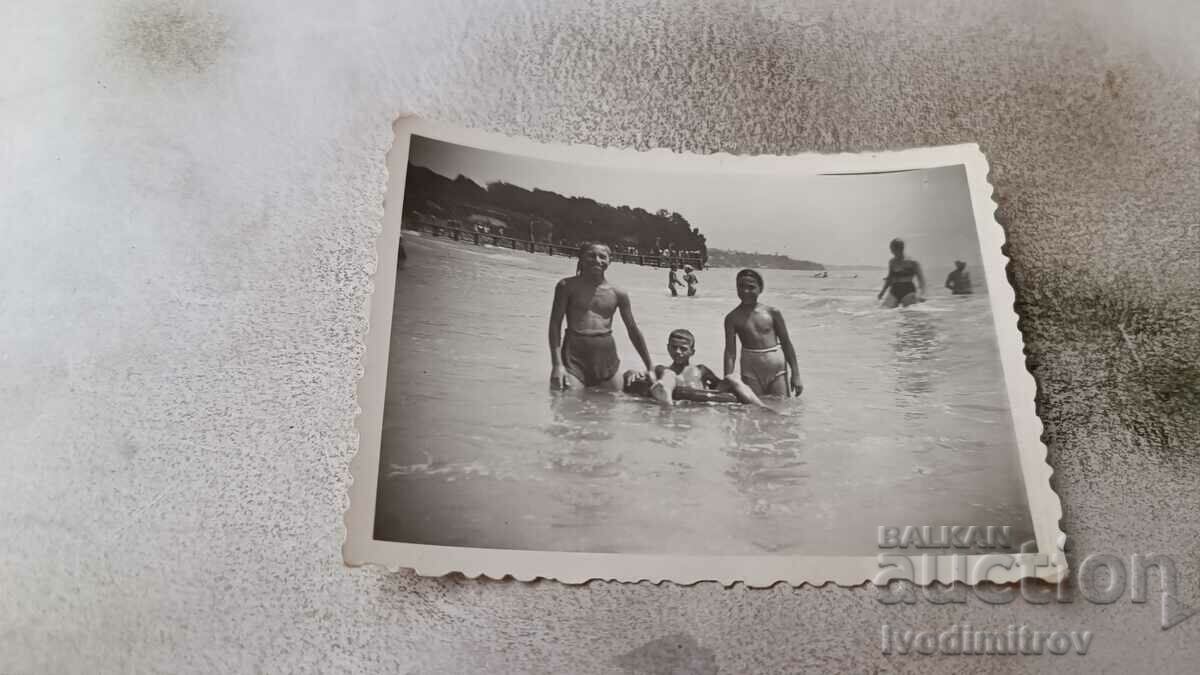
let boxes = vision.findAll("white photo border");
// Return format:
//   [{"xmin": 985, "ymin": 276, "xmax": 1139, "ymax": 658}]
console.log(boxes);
[{"xmin": 343, "ymin": 116, "xmax": 1067, "ymax": 586}]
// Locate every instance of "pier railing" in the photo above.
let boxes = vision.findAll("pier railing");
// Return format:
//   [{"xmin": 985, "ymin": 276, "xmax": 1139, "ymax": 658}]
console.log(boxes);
[{"xmin": 403, "ymin": 221, "xmax": 704, "ymax": 270}]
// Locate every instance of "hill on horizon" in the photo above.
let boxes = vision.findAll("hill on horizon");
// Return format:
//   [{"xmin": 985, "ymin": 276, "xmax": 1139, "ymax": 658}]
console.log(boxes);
[{"xmin": 706, "ymin": 248, "xmax": 824, "ymax": 271}]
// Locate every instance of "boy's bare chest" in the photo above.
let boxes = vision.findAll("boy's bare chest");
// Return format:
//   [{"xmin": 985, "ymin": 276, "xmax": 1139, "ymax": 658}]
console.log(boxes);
[
  {"xmin": 677, "ymin": 366, "xmax": 709, "ymax": 388},
  {"xmin": 737, "ymin": 307, "xmax": 774, "ymax": 334},
  {"xmin": 569, "ymin": 285, "xmax": 618, "ymax": 314}
]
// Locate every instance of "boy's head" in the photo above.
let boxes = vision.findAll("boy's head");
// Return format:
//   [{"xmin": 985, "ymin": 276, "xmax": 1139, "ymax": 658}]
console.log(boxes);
[
  {"xmin": 577, "ymin": 242, "xmax": 611, "ymax": 276},
  {"xmin": 889, "ymin": 237, "xmax": 905, "ymax": 256},
  {"xmin": 735, "ymin": 269, "xmax": 763, "ymax": 303},
  {"xmin": 955, "ymin": 260, "xmax": 967, "ymax": 270},
  {"xmin": 666, "ymin": 329, "xmax": 696, "ymax": 365}
]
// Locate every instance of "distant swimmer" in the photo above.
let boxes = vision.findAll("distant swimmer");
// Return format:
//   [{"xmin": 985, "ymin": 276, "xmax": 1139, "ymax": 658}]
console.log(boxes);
[
  {"xmin": 945, "ymin": 260, "xmax": 973, "ymax": 295},
  {"xmin": 877, "ymin": 238, "xmax": 926, "ymax": 308},
  {"xmin": 622, "ymin": 329, "xmax": 769, "ymax": 408},
  {"xmin": 549, "ymin": 243, "xmax": 654, "ymax": 391},
  {"xmin": 723, "ymin": 269, "xmax": 804, "ymax": 397},
  {"xmin": 668, "ymin": 264, "xmax": 683, "ymax": 297},
  {"xmin": 683, "ymin": 265, "xmax": 699, "ymax": 297}
]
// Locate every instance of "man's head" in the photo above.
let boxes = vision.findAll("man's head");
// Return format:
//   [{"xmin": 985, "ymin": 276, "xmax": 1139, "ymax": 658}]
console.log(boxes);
[
  {"xmin": 577, "ymin": 242, "xmax": 611, "ymax": 277},
  {"xmin": 670, "ymin": 263, "xmax": 678, "ymax": 271},
  {"xmin": 889, "ymin": 238, "xmax": 905, "ymax": 256},
  {"xmin": 955, "ymin": 260, "xmax": 967, "ymax": 270},
  {"xmin": 736, "ymin": 269, "xmax": 764, "ymax": 303}
]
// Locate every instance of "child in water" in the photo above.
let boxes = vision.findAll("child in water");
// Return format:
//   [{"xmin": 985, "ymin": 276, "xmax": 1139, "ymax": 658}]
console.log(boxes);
[
  {"xmin": 945, "ymin": 260, "xmax": 973, "ymax": 295},
  {"xmin": 668, "ymin": 265, "xmax": 683, "ymax": 297},
  {"xmin": 548, "ymin": 243, "xmax": 654, "ymax": 390},
  {"xmin": 683, "ymin": 265, "xmax": 699, "ymax": 297},
  {"xmin": 723, "ymin": 269, "xmax": 803, "ymax": 397},
  {"xmin": 623, "ymin": 329, "xmax": 768, "ymax": 408}
]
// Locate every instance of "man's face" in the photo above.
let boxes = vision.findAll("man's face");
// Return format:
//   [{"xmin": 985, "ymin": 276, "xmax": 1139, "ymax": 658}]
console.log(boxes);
[
  {"xmin": 667, "ymin": 336, "xmax": 695, "ymax": 365},
  {"xmin": 581, "ymin": 246, "xmax": 610, "ymax": 274},
  {"xmin": 736, "ymin": 276, "xmax": 761, "ymax": 303}
]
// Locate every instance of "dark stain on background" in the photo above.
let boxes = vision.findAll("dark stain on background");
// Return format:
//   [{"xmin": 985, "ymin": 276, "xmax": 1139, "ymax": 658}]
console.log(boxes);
[
  {"xmin": 615, "ymin": 633, "xmax": 719, "ymax": 675},
  {"xmin": 115, "ymin": 2, "xmax": 231, "ymax": 74}
]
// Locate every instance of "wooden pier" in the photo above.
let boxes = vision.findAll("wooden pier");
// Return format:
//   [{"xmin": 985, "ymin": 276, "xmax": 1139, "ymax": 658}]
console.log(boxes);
[{"xmin": 403, "ymin": 221, "xmax": 704, "ymax": 270}]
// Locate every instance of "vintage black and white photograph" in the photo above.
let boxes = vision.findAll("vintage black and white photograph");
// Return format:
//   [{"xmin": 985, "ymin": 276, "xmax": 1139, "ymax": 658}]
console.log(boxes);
[{"xmin": 346, "ymin": 118, "xmax": 1062, "ymax": 585}]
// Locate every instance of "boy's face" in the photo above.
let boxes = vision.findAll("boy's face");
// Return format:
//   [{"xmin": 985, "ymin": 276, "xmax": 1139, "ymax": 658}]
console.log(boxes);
[
  {"xmin": 736, "ymin": 276, "xmax": 761, "ymax": 303},
  {"xmin": 666, "ymin": 335, "xmax": 695, "ymax": 365},
  {"xmin": 581, "ymin": 246, "xmax": 610, "ymax": 274}
]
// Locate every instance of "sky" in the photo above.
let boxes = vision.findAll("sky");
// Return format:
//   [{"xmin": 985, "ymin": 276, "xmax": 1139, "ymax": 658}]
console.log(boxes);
[{"xmin": 408, "ymin": 135, "xmax": 985, "ymax": 269}]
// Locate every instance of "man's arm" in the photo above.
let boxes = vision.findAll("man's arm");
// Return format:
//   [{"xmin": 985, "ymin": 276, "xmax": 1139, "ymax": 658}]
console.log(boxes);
[
  {"xmin": 771, "ymin": 308, "xmax": 803, "ymax": 396},
  {"xmin": 915, "ymin": 262, "xmax": 926, "ymax": 296},
  {"xmin": 723, "ymin": 312, "xmax": 738, "ymax": 377},
  {"xmin": 548, "ymin": 279, "xmax": 569, "ymax": 388},
  {"xmin": 945, "ymin": 272, "xmax": 955, "ymax": 291},
  {"xmin": 616, "ymin": 289, "xmax": 654, "ymax": 371},
  {"xmin": 697, "ymin": 365, "xmax": 722, "ymax": 390},
  {"xmin": 877, "ymin": 271, "xmax": 892, "ymax": 300}
]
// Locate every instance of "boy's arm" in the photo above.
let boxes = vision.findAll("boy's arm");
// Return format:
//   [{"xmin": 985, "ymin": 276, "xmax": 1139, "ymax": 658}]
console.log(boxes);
[
  {"xmin": 722, "ymin": 312, "xmax": 738, "ymax": 377},
  {"xmin": 616, "ymin": 289, "xmax": 654, "ymax": 371},
  {"xmin": 915, "ymin": 261, "xmax": 927, "ymax": 296},
  {"xmin": 548, "ymin": 279, "xmax": 569, "ymax": 387},
  {"xmin": 771, "ymin": 307, "xmax": 804, "ymax": 396}
]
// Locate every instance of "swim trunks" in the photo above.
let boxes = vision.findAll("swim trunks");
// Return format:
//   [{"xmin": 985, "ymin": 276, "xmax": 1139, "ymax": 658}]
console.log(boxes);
[
  {"xmin": 890, "ymin": 280, "xmax": 917, "ymax": 300},
  {"xmin": 740, "ymin": 344, "xmax": 788, "ymax": 396},
  {"xmin": 561, "ymin": 330, "xmax": 621, "ymax": 387}
]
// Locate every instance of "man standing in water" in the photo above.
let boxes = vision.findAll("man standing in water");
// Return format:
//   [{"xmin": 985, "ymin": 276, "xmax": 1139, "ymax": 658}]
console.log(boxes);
[
  {"xmin": 549, "ymin": 242, "xmax": 655, "ymax": 390},
  {"xmin": 944, "ymin": 260, "xmax": 973, "ymax": 295},
  {"xmin": 683, "ymin": 265, "xmax": 699, "ymax": 297},
  {"xmin": 877, "ymin": 237, "xmax": 927, "ymax": 307},
  {"xmin": 668, "ymin": 264, "xmax": 683, "ymax": 297}
]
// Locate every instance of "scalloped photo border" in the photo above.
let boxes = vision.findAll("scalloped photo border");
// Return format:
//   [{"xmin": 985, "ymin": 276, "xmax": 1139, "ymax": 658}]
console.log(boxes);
[{"xmin": 344, "ymin": 116, "xmax": 1066, "ymax": 587}]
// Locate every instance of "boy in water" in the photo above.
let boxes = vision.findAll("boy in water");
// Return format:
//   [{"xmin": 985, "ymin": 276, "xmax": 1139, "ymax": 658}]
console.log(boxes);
[
  {"xmin": 877, "ymin": 237, "xmax": 926, "ymax": 307},
  {"xmin": 549, "ymin": 243, "xmax": 654, "ymax": 390},
  {"xmin": 668, "ymin": 264, "xmax": 683, "ymax": 297},
  {"xmin": 723, "ymin": 269, "xmax": 803, "ymax": 397},
  {"xmin": 944, "ymin": 260, "xmax": 973, "ymax": 295},
  {"xmin": 683, "ymin": 265, "xmax": 699, "ymax": 297},
  {"xmin": 622, "ymin": 329, "xmax": 768, "ymax": 408}
]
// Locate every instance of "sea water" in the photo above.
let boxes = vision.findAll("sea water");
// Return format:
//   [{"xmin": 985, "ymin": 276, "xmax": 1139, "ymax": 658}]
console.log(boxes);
[{"xmin": 374, "ymin": 233, "xmax": 1035, "ymax": 555}]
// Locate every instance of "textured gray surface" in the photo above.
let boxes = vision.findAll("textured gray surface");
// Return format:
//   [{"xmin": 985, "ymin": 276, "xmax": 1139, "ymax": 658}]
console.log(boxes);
[{"xmin": 3, "ymin": 0, "xmax": 1198, "ymax": 672}]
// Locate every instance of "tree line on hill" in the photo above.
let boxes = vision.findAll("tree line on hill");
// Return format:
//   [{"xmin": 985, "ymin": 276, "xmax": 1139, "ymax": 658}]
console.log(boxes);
[
  {"xmin": 705, "ymin": 249, "xmax": 825, "ymax": 271},
  {"xmin": 402, "ymin": 164, "xmax": 708, "ymax": 261}
]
